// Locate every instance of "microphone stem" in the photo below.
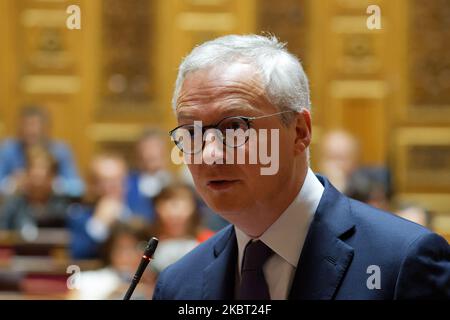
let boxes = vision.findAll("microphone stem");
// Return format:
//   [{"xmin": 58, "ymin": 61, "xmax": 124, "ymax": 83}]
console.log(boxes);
[
  {"xmin": 123, "ymin": 237, "xmax": 158, "ymax": 300},
  {"xmin": 123, "ymin": 256, "xmax": 150, "ymax": 300}
]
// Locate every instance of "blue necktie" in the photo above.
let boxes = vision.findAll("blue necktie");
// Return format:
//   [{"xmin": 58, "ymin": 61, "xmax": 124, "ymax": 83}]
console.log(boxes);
[{"xmin": 238, "ymin": 240, "xmax": 274, "ymax": 300}]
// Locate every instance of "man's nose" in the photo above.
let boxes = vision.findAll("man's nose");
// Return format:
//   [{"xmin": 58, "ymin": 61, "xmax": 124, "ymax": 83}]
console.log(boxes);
[{"xmin": 202, "ymin": 130, "xmax": 225, "ymax": 165}]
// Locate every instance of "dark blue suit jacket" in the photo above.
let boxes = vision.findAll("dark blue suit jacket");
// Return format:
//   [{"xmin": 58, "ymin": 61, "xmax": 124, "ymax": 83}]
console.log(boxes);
[
  {"xmin": 153, "ymin": 176, "xmax": 450, "ymax": 299},
  {"xmin": 125, "ymin": 171, "xmax": 156, "ymax": 223}
]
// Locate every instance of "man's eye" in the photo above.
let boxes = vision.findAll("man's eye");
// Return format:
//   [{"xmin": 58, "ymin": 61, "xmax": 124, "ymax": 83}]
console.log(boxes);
[
  {"xmin": 222, "ymin": 119, "xmax": 247, "ymax": 131},
  {"xmin": 231, "ymin": 121, "xmax": 242, "ymax": 130}
]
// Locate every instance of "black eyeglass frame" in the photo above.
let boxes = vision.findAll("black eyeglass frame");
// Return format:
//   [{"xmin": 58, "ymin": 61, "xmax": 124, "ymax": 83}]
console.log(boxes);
[{"xmin": 169, "ymin": 110, "xmax": 297, "ymax": 154}]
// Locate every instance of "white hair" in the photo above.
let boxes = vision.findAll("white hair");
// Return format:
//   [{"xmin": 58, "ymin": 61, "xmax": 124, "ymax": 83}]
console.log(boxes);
[{"xmin": 172, "ymin": 34, "xmax": 311, "ymax": 122}]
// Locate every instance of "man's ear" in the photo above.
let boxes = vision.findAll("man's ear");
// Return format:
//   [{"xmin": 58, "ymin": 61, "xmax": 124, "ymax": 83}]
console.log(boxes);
[{"xmin": 294, "ymin": 109, "xmax": 312, "ymax": 155}]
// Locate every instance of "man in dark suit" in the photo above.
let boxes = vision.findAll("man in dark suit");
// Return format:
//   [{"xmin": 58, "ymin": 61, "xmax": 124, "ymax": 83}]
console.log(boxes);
[{"xmin": 153, "ymin": 34, "xmax": 449, "ymax": 300}]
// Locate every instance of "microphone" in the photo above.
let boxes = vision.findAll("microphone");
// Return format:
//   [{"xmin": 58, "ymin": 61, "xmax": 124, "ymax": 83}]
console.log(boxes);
[{"xmin": 123, "ymin": 237, "xmax": 159, "ymax": 300}]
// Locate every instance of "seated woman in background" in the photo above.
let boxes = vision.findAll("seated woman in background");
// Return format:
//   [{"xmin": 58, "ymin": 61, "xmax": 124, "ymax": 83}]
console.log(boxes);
[
  {"xmin": 70, "ymin": 218, "xmax": 155, "ymax": 300},
  {"xmin": 68, "ymin": 153, "xmax": 139, "ymax": 259},
  {"xmin": 0, "ymin": 146, "xmax": 69, "ymax": 240},
  {"xmin": 149, "ymin": 184, "xmax": 214, "ymax": 274}
]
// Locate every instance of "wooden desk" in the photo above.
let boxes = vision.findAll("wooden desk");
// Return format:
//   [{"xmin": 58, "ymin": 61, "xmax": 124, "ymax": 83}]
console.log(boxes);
[
  {"xmin": 0, "ymin": 228, "xmax": 102, "ymax": 299},
  {"xmin": 0, "ymin": 228, "xmax": 70, "ymax": 257}
]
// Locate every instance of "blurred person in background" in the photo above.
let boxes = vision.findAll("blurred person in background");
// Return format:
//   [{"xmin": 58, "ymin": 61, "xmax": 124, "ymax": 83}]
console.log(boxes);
[
  {"xmin": 150, "ymin": 184, "xmax": 214, "ymax": 274},
  {"xmin": 70, "ymin": 219, "xmax": 155, "ymax": 300},
  {"xmin": 319, "ymin": 130, "xmax": 391, "ymax": 204},
  {"xmin": 318, "ymin": 130, "xmax": 360, "ymax": 192},
  {"xmin": 126, "ymin": 128, "xmax": 172, "ymax": 222},
  {"xmin": 68, "ymin": 153, "xmax": 137, "ymax": 259},
  {"xmin": 0, "ymin": 106, "xmax": 84, "ymax": 198},
  {"xmin": 345, "ymin": 169, "xmax": 391, "ymax": 211},
  {"xmin": 0, "ymin": 146, "xmax": 69, "ymax": 240}
]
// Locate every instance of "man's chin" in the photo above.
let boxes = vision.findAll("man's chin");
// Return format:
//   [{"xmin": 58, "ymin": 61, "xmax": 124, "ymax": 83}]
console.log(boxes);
[{"xmin": 205, "ymin": 196, "xmax": 246, "ymax": 216}]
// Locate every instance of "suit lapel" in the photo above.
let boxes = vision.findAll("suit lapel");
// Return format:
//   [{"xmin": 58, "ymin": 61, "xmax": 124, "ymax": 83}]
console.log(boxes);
[
  {"xmin": 202, "ymin": 225, "xmax": 238, "ymax": 299},
  {"xmin": 289, "ymin": 176, "xmax": 355, "ymax": 300}
]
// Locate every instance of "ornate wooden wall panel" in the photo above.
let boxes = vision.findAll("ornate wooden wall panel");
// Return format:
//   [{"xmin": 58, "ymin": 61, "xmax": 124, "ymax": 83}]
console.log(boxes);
[
  {"xmin": 1, "ymin": 0, "xmax": 86, "ymax": 171},
  {"xmin": 392, "ymin": 0, "xmax": 450, "ymax": 221},
  {"xmin": 310, "ymin": 0, "xmax": 390, "ymax": 166}
]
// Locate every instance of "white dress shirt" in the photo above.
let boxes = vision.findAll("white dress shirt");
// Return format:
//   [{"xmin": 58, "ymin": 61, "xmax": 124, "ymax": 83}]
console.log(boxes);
[{"xmin": 235, "ymin": 168, "xmax": 324, "ymax": 299}]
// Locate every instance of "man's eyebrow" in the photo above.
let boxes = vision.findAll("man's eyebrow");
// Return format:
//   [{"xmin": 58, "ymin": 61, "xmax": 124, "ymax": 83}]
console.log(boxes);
[
  {"xmin": 225, "ymin": 104, "xmax": 254, "ymax": 114},
  {"xmin": 177, "ymin": 112, "xmax": 196, "ymax": 121},
  {"xmin": 177, "ymin": 104, "xmax": 255, "ymax": 122}
]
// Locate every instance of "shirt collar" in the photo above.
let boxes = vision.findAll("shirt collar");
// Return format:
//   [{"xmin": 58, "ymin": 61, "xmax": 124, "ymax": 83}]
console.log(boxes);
[{"xmin": 235, "ymin": 168, "xmax": 324, "ymax": 269}]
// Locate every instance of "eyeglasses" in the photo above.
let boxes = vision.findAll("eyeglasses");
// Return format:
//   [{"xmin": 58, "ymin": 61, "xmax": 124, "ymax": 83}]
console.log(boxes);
[{"xmin": 169, "ymin": 110, "xmax": 295, "ymax": 154}]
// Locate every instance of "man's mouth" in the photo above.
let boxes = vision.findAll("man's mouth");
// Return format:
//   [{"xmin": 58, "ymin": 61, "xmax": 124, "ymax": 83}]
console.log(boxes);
[{"xmin": 206, "ymin": 179, "xmax": 240, "ymax": 190}]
